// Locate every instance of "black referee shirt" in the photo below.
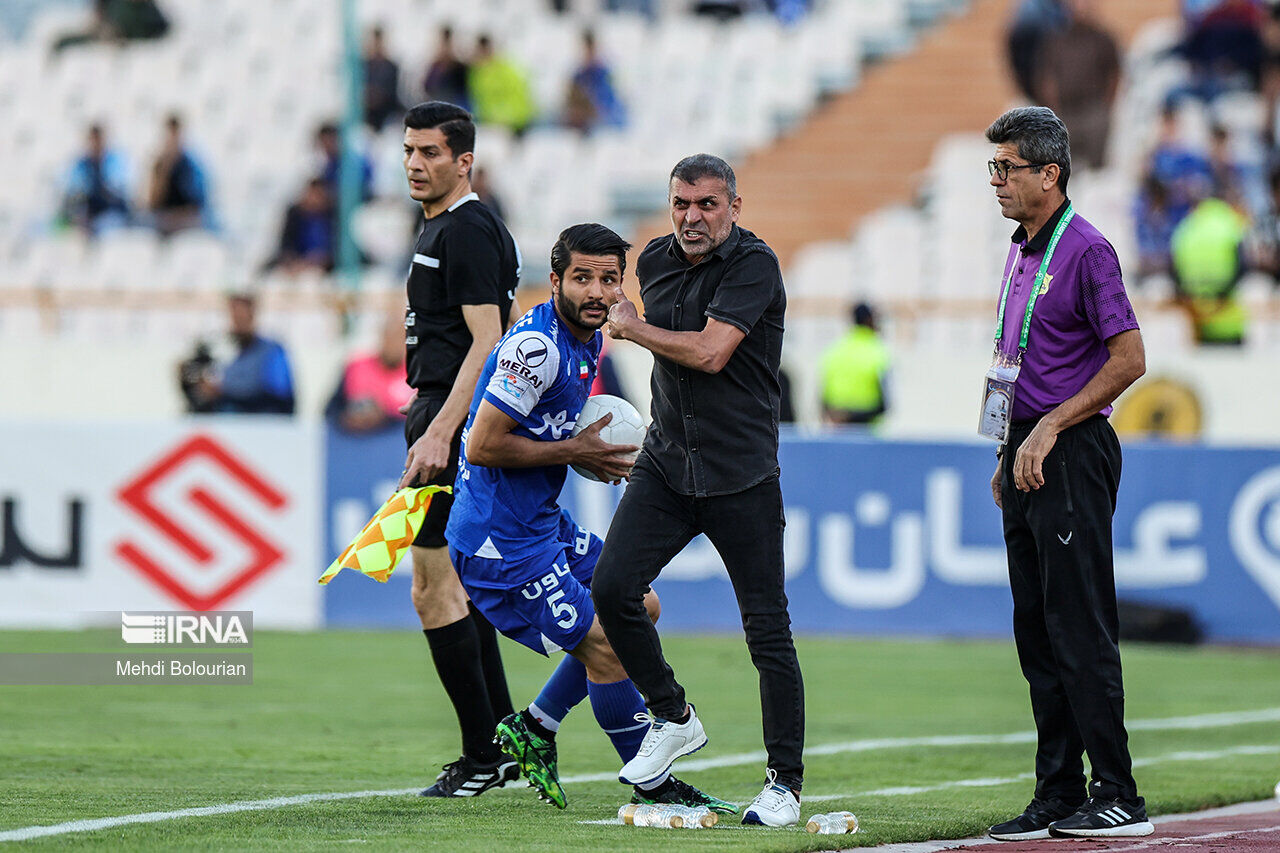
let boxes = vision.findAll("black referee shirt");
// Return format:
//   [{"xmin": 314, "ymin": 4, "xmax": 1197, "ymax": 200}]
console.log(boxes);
[
  {"xmin": 405, "ymin": 193, "xmax": 519, "ymax": 397},
  {"xmin": 636, "ymin": 225, "xmax": 786, "ymax": 497}
]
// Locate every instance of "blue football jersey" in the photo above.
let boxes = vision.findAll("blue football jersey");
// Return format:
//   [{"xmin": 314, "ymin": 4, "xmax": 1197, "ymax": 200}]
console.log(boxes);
[{"xmin": 445, "ymin": 301, "xmax": 600, "ymax": 585}]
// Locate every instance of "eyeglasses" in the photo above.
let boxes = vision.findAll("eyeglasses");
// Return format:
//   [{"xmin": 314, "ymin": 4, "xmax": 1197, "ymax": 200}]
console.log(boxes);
[{"xmin": 988, "ymin": 160, "xmax": 1047, "ymax": 180}]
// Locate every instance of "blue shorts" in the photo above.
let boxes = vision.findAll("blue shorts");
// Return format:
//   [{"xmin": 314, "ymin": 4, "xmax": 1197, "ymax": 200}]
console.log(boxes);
[{"xmin": 451, "ymin": 521, "xmax": 604, "ymax": 656}]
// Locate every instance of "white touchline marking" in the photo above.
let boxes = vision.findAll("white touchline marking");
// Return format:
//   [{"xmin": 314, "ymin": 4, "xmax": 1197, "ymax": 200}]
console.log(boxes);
[
  {"xmin": 1103, "ymin": 824, "xmax": 1280, "ymax": 852},
  {"xmin": 802, "ymin": 743, "xmax": 1280, "ymax": 802},
  {"xmin": 3, "ymin": 707, "xmax": 1279, "ymax": 843},
  {"xmin": 0, "ymin": 789, "xmax": 422, "ymax": 842}
]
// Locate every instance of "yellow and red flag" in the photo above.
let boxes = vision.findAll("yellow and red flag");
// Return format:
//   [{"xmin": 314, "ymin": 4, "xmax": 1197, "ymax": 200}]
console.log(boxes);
[{"xmin": 318, "ymin": 486, "xmax": 449, "ymax": 585}]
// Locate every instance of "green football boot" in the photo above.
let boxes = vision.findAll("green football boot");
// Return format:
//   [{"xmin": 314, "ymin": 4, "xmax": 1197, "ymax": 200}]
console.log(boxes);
[
  {"xmin": 631, "ymin": 775, "xmax": 739, "ymax": 814},
  {"xmin": 494, "ymin": 710, "xmax": 567, "ymax": 809}
]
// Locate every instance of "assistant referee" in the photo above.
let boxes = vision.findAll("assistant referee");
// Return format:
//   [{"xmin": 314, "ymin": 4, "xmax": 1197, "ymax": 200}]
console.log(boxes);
[{"xmin": 396, "ymin": 101, "xmax": 521, "ymax": 798}]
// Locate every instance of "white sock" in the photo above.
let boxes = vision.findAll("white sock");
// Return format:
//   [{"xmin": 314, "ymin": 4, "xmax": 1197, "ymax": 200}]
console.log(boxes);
[{"xmin": 527, "ymin": 702, "xmax": 560, "ymax": 733}]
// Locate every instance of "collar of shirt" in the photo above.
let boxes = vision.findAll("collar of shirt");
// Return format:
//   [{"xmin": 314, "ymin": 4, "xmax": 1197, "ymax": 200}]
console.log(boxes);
[
  {"xmin": 1010, "ymin": 196, "xmax": 1071, "ymax": 254},
  {"xmin": 665, "ymin": 223, "xmax": 742, "ymax": 265}
]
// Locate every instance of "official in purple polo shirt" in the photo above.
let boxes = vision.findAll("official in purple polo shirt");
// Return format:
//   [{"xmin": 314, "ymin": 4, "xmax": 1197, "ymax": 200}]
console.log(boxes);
[{"xmin": 981, "ymin": 107, "xmax": 1153, "ymax": 841}]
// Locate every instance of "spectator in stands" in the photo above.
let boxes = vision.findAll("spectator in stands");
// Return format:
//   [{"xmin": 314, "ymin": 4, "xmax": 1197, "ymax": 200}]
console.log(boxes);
[
  {"xmin": 1206, "ymin": 124, "xmax": 1266, "ymax": 216},
  {"xmin": 1134, "ymin": 175, "xmax": 1182, "ymax": 280},
  {"xmin": 420, "ymin": 26, "xmax": 470, "ymax": 109},
  {"xmin": 189, "ymin": 293, "xmax": 295, "ymax": 415},
  {"xmin": 60, "ymin": 123, "xmax": 131, "ymax": 237},
  {"xmin": 54, "ymin": 0, "xmax": 169, "ymax": 52},
  {"xmin": 564, "ymin": 30, "xmax": 626, "ymax": 134},
  {"xmin": 267, "ymin": 178, "xmax": 336, "ymax": 274},
  {"xmin": 820, "ymin": 302, "xmax": 890, "ymax": 425},
  {"xmin": 1005, "ymin": 0, "xmax": 1070, "ymax": 102},
  {"xmin": 1170, "ymin": 195, "xmax": 1249, "ymax": 345},
  {"xmin": 1133, "ymin": 105, "xmax": 1210, "ymax": 278},
  {"xmin": 325, "ymin": 312, "xmax": 411, "ymax": 432},
  {"xmin": 692, "ymin": 0, "xmax": 749, "ymax": 21},
  {"xmin": 363, "ymin": 26, "xmax": 405, "ymax": 131},
  {"xmin": 316, "ymin": 122, "xmax": 374, "ymax": 202},
  {"xmin": 1178, "ymin": 0, "xmax": 1266, "ymax": 100},
  {"xmin": 471, "ymin": 166, "xmax": 506, "ymax": 223},
  {"xmin": 468, "ymin": 34, "xmax": 536, "ymax": 136},
  {"xmin": 1038, "ymin": 0, "xmax": 1119, "ymax": 170},
  {"xmin": 144, "ymin": 114, "xmax": 211, "ymax": 237}
]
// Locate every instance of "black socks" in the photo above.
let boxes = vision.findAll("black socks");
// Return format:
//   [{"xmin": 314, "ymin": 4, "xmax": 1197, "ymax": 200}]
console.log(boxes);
[{"xmin": 424, "ymin": 617, "xmax": 501, "ymax": 764}]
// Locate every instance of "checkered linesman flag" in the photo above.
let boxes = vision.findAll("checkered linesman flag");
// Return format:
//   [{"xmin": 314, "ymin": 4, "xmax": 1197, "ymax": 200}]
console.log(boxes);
[{"xmin": 318, "ymin": 486, "xmax": 449, "ymax": 585}]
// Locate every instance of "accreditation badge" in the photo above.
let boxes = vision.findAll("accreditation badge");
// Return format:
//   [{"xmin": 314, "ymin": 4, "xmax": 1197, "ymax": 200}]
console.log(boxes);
[{"xmin": 978, "ymin": 356, "xmax": 1019, "ymax": 444}]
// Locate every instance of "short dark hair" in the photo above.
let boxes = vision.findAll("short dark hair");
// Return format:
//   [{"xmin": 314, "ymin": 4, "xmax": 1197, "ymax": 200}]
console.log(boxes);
[
  {"xmin": 669, "ymin": 153, "xmax": 737, "ymax": 200},
  {"xmin": 852, "ymin": 302, "xmax": 874, "ymax": 327},
  {"xmin": 403, "ymin": 101, "xmax": 475, "ymax": 158},
  {"xmin": 550, "ymin": 223, "xmax": 632, "ymax": 279},
  {"xmin": 985, "ymin": 106, "xmax": 1071, "ymax": 192}
]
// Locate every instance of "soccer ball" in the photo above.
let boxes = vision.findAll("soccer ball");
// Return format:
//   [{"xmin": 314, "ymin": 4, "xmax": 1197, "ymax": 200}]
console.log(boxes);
[{"xmin": 571, "ymin": 394, "xmax": 647, "ymax": 482}]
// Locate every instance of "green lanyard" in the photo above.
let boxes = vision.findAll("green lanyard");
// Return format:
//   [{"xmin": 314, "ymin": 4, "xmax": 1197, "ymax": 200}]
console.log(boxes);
[{"xmin": 993, "ymin": 205, "xmax": 1075, "ymax": 357}]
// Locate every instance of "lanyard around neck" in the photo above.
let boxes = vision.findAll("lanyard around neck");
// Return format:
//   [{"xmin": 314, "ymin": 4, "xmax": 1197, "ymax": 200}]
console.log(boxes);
[{"xmin": 993, "ymin": 204, "xmax": 1074, "ymax": 355}]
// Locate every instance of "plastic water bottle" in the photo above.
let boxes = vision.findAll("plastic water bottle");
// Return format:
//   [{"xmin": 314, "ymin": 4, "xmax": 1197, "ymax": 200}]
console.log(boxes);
[
  {"xmin": 618, "ymin": 804, "xmax": 718, "ymax": 828},
  {"xmin": 806, "ymin": 811, "xmax": 858, "ymax": 834}
]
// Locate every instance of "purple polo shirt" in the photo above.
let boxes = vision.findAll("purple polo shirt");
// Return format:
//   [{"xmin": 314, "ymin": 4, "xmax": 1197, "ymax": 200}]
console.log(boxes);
[{"xmin": 996, "ymin": 199, "xmax": 1139, "ymax": 421}]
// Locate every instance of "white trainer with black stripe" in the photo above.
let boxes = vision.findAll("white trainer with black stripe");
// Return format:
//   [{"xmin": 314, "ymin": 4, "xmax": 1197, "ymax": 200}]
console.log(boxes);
[
  {"xmin": 1048, "ymin": 796, "xmax": 1155, "ymax": 837},
  {"xmin": 617, "ymin": 706, "xmax": 707, "ymax": 786},
  {"xmin": 741, "ymin": 769, "xmax": 801, "ymax": 827}
]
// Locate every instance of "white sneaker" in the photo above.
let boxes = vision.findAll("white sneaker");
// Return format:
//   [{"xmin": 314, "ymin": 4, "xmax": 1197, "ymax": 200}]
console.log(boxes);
[
  {"xmin": 741, "ymin": 769, "xmax": 801, "ymax": 826},
  {"xmin": 617, "ymin": 705, "xmax": 708, "ymax": 785}
]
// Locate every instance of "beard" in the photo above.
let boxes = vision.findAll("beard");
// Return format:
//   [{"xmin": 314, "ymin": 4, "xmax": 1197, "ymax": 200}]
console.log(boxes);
[{"xmin": 557, "ymin": 291, "xmax": 608, "ymax": 331}]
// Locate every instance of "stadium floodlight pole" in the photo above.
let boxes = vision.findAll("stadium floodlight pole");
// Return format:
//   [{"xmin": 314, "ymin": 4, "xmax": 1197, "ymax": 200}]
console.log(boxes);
[{"xmin": 337, "ymin": 0, "xmax": 364, "ymax": 296}]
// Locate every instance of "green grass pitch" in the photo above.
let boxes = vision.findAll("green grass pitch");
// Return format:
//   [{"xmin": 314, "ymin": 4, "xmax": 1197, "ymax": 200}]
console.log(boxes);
[{"xmin": 2, "ymin": 629, "xmax": 1278, "ymax": 849}]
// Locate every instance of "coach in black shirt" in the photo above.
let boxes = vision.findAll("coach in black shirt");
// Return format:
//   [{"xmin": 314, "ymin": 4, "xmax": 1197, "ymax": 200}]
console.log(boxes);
[
  {"xmin": 395, "ymin": 102, "xmax": 520, "ymax": 798},
  {"xmin": 594, "ymin": 154, "xmax": 804, "ymax": 827}
]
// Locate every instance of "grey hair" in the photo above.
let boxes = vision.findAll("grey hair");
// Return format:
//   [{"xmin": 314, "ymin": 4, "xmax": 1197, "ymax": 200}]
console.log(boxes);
[
  {"xmin": 669, "ymin": 154, "xmax": 738, "ymax": 200},
  {"xmin": 985, "ymin": 106, "xmax": 1071, "ymax": 192}
]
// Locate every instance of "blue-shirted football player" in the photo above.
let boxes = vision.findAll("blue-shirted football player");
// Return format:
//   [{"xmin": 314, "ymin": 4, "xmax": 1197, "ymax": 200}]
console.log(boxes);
[{"xmin": 446, "ymin": 223, "xmax": 734, "ymax": 814}]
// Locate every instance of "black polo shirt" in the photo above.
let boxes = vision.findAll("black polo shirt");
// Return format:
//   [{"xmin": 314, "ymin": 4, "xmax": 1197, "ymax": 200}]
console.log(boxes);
[
  {"xmin": 635, "ymin": 225, "xmax": 785, "ymax": 497},
  {"xmin": 405, "ymin": 193, "xmax": 519, "ymax": 397}
]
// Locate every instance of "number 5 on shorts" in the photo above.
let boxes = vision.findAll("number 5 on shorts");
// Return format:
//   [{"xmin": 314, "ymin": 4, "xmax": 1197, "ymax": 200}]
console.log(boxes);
[{"xmin": 546, "ymin": 589, "xmax": 578, "ymax": 630}]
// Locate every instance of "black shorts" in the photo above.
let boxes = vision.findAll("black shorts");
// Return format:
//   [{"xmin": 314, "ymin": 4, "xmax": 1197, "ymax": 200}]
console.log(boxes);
[{"xmin": 404, "ymin": 395, "xmax": 462, "ymax": 548}]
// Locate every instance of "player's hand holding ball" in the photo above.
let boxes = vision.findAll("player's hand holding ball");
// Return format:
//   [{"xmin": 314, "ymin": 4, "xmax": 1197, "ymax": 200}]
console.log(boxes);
[{"xmin": 570, "ymin": 395, "xmax": 646, "ymax": 484}]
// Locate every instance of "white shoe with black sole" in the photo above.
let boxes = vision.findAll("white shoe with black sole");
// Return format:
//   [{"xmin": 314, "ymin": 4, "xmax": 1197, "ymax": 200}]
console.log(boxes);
[{"xmin": 1048, "ymin": 797, "xmax": 1155, "ymax": 837}]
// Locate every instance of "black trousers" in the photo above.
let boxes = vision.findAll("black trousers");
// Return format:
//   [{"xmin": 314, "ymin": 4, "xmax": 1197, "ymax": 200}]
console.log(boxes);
[
  {"xmin": 1001, "ymin": 415, "xmax": 1138, "ymax": 802},
  {"xmin": 591, "ymin": 461, "xmax": 805, "ymax": 790}
]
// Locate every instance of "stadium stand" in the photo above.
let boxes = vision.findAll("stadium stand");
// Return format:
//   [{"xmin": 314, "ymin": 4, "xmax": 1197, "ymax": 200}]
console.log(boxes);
[
  {"xmin": 0, "ymin": 0, "xmax": 966, "ymax": 417},
  {"xmin": 4, "ymin": 0, "xmax": 1276, "ymax": 438}
]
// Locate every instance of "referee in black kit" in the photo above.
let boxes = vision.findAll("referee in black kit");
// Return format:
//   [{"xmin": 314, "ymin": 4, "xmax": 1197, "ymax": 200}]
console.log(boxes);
[
  {"xmin": 395, "ymin": 102, "xmax": 521, "ymax": 797},
  {"xmin": 594, "ymin": 154, "xmax": 805, "ymax": 828}
]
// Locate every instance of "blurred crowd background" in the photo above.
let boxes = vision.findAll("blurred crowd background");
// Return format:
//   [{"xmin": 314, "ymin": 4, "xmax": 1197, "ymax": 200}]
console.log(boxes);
[{"xmin": 0, "ymin": 0, "xmax": 1277, "ymax": 444}]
